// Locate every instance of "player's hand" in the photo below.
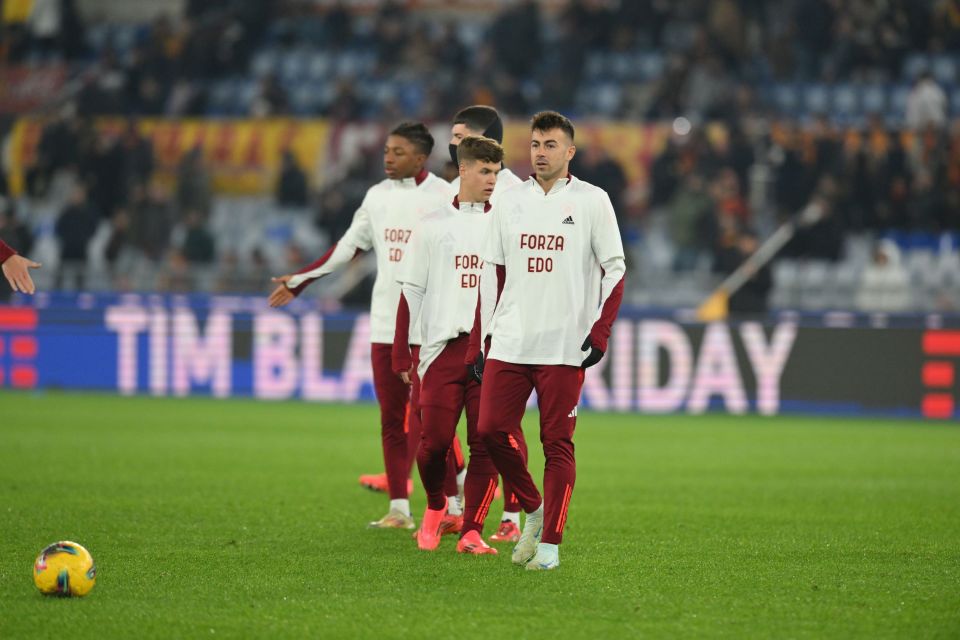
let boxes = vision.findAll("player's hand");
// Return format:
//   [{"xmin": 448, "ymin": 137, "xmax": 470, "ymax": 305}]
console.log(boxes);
[
  {"xmin": 581, "ymin": 337, "xmax": 604, "ymax": 369},
  {"xmin": 399, "ymin": 367, "xmax": 413, "ymax": 385},
  {"xmin": 268, "ymin": 275, "xmax": 296, "ymax": 307},
  {"xmin": 1, "ymin": 254, "xmax": 41, "ymax": 294},
  {"xmin": 467, "ymin": 352, "xmax": 484, "ymax": 383}
]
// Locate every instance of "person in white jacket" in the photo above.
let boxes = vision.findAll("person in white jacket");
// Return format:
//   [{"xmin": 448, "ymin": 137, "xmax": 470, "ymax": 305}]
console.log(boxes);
[
  {"xmin": 394, "ymin": 135, "xmax": 505, "ymax": 555},
  {"xmin": 468, "ymin": 111, "xmax": 626, "ymax": 570},
  {"xmin": 444, "ymin": 105, "xmax": 527, "ymax": 544},
  {"xmin": 855, "ymin": 239, "xmax": 912, "ymax": 312},
  {"xmin": 268, "ymin": 122, "xmax": 454, "ymax": 530}
]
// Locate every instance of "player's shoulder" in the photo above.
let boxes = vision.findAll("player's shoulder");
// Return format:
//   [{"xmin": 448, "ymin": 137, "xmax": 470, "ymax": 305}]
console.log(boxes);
[
  {"xmin": 366, "ymin": 178, "xmax": 395, "ymax": 197},
  {"xmin": 422, "ymin": 204, "xmax": 455, "ymax": 224},
  {"xmin": 422, "ymin": 172, "xmax": 456, "ymax": 195},
  {"xmin": 497, "ymin": 167, "xmax": 525, "ymax": 188},
  {"xmin": 569, "ymin": 175, "xmax": 607, "ymax": 197},
  {"xmin": 414, "ymin": 204, "xmax": 456, "ymax": 232},
  {"xmin": 493, "ymin": 176, "xmax": 530, "ymax": 204},
  {"xmin": 569, "ymin": 176, "xmax": 614, "ymax": 210}
]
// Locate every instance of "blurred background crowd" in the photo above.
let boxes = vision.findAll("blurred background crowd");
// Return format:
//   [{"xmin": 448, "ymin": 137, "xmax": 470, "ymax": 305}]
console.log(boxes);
[{"xmin": 1, "ymin": 0, "xmax": 959, "ymax": 314}]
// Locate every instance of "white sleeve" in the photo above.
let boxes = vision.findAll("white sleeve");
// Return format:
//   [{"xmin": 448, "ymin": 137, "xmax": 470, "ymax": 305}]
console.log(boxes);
[
  {"xmin": 481, "ymin": 205, "xmax": 506, "ymax": 265},
  {"xmin": 591, "ymin": 191, "xmax": 626, "ymax": 321},
  {"xmin": 478, "ymin": 261, "xmax": 499, "ymax": 338},
  {"xmin": 285, "ymin": 201, "xmax": 374, "ymax": 289},
  {"xmin": 397, "ymin": 221, "xmax": 429, "ymax": 289},
  {"xmin": 401, "ymin": 282, "xmax": 425, "ymax": 326}
]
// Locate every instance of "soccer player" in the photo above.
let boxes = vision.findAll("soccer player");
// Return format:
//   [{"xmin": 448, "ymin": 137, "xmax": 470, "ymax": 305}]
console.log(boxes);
[
  {"xmin": 469, "ymin": 111, "xmax": 626, "ymax": 570},
  {"xmin": 268, "ymin": 122, "xmax": 453, "ymax": 529},
  {"xmin": 447, "ymin": 105, "xmax": 526, "ymax": 544},
  {"xmin": 0, "ymin": 239, "xmax": 41, "ymax": 294},
  {"xmin": 393, "ymin": 135, "xmax": 504, "ymax": 554}
]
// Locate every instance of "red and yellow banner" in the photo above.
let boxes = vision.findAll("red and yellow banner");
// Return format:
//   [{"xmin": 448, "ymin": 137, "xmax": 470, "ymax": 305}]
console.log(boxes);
[{"xmin": 7, "ymin": 118, "xmax": 330, "ymax": 196}]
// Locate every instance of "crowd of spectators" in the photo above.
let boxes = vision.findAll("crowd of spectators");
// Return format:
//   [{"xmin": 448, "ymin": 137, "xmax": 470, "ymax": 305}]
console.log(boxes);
[
  {"xmin": 2, "ymin": 0, "xmax": 960, "ymax": 310},
  {"xmin": 3, "ymin": 1, "xmax": 960, "ymax": 121}
]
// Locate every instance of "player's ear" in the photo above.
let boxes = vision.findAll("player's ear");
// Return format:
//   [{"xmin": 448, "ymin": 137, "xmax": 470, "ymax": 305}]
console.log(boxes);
[
  {"xmin": 567, "ymin": 144, "xmax": 577, "ymax": 162},
  {"xmin": 459, "ymin": 161, "xmax": 467, "ymax": 179}
]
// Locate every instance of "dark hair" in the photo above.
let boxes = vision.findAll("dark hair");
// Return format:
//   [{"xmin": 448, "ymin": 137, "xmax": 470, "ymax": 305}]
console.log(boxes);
[
  {"xmin": 531, "ymin": 110, "xmax": 575, "ymax": 142},
  {"xmin": 453, "ymin": 105, "xmax": 503, "ymax": 143},
  {"xmin": 456, "ymin": 135, "xmax": 504, "ymax": 165},
  {"xmin": 389, "ymin": 122, "xmax": 434, "ymax": 155}
]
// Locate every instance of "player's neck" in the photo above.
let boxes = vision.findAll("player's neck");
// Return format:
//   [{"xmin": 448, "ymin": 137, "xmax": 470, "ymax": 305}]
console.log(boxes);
[
  {"xmin": 457, "ymin": 187, "xmax": 486, "ymax": 204},
  {"xmin": 394, "ymin": 167, "xmax": 428, "ymax": 184},
  {"xmin": 535, "ymin": 168, "xmax": 569, "ymax": 194}
]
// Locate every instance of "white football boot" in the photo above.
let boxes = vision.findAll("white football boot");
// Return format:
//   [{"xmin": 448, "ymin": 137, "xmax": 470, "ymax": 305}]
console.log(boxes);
[{"xmin": 511, "ymin": 505, "xmax": 543, "ymax": 565}]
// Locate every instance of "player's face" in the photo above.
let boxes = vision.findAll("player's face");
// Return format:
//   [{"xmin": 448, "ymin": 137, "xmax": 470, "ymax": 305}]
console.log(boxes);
[
  {"xmin": 459, "ymin": 160, "xmax": 500, "ymax": 201},
  {"xmin": 384, "ymin": 135, "xmax": 425, "ymax": 180},
  {"xmin": 530, "ymin": 128, "xmax": 576, "ymax": 183},
  {"xmin": 449, "ymin": 123, "xmax": 478, "ymax": 147}
]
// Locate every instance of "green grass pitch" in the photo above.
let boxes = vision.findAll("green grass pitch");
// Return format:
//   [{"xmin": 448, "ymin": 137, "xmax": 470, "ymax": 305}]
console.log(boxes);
[{"xmin": 0, "ymin": 392, "xmax": 958, "ymax": 639}]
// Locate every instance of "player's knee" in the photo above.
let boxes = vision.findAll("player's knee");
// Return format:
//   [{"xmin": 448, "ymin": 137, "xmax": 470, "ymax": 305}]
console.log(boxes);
[
  {"xmin": 418, "ymin": 435, "xmax": 449, "ymax": 459},
  {"xmin": 542, "ymin": 438, "xmax": 574, "ymax": 461}
]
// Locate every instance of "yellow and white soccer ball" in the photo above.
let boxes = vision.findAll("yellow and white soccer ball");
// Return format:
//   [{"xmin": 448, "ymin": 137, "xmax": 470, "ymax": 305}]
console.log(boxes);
[{"xmin": 33, "ymin": 541, "xmax": 96, "ymax": 597}]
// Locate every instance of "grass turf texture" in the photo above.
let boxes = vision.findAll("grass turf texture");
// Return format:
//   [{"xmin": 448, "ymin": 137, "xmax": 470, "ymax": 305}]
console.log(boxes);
[{"xmin": 0, "ymin": 392, "xmax": 958, "ymax": 639}]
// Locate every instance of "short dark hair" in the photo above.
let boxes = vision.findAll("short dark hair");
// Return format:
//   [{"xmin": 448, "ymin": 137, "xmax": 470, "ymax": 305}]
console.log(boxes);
[
  {"xmin": 456, "ymin": 135, "xmax": 504, "ymax": 165},
  {"xmin": 453, "ymin": 105, "xmax": 503, "ymax": 143},
  {"xmin": 531, "ymin": 110, "xmax": 575, "ymax": 142},
  {"xmin": 389, "ymin": 122, "xmax": 434, "ymax": 155}
]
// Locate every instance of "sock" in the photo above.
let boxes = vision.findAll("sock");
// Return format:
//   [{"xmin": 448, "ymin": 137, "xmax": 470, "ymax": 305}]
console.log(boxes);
[
  {"xmin": 527, "ymin": 502, "xmax": 543, "ymax": 517},
  {"xmin": 537, "ymin": 542, "xmax": 559, "ymax": 556},
  {"xmin": 456, "ymin": 469, "xmax": 466, "ymax": 492},
  {"xmin": 390, "ymin": 499, "xmax": 410, "ymax": 516},
  {"xmin": 447, "ymin": 495, "xmax": 463, "ymax": 516},
  {"xmin": 501, "ymin": 511, "xmax": 520, "ymax": 525}
]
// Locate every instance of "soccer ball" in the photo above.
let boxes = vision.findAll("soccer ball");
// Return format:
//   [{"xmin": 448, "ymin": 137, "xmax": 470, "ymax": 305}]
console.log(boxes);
[{"xmin": 33, "ymin": 541, "xmax": 96, "ymax": 597}]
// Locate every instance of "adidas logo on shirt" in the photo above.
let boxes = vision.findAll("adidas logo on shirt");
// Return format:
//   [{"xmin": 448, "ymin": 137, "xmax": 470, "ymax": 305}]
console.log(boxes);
[
  {"xmin": 562, "ymin": 216, "xmax": 575, "ymax": 225},
  {"xmin": 568, "ymin": 406, "xmax": 578, "ymax": 418}
]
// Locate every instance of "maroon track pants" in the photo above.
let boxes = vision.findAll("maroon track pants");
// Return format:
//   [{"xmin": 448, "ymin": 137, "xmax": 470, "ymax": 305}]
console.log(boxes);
[
  {"xmin": 478, "ymin": 359, "xmax": 583, "ymax": 545},
  {"xmin": 370, "ymin": 343, "xmax": 419, "ymax": 500},
  {"xmin": 417, "ymin": 335, "xmax": 499, "ymax": 536}
]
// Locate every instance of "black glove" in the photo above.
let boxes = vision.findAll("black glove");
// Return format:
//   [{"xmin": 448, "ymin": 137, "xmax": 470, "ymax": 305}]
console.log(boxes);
[
  {"xmin": 467, "ymin": 352, "xmax": 485, "ymax": 383},
  {"xmin": 581, "ymin": 337, "xmax": 604, "ymax": 369}
]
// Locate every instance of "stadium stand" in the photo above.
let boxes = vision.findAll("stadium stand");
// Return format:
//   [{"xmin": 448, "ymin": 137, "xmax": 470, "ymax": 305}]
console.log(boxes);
[{"xmin": 1, "ymin": 0, "xmax": 959, "ymax": 312}]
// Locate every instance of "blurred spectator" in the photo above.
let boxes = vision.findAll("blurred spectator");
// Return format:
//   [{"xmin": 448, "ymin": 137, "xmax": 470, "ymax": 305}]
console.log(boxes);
[
  {"xmin": 55, "ymin": 185, "xmax": 99, "ymax": 289},
  {"xmin": 792, "ymin": 0, "xmax": 835, "ymax": 80},
  {"xmin": 327, "ymin": 80, "xmax": 362, "ymax": 121},
  {"xmin": 28, "ymin": 108, "xmax": 94, "ymax": 198},
  {"xmin": 176, "ymin": 147, "xmax": 212, "ymax": 218},
  {"xmin": 129, "ymin": 184, "xmax": 173, "ymax": 262},
  {"xmin": 28, "ymin": 0, "xmax": 60, "ymax": 58},
  {"xmin": 104, "ymin": 208, "xmax": 136, "ymax": 289},
  {"xmin": 782, "ymin": 178, "xmax": 844, "ymax": 261},
  {"xmin": 668, "ymin": 173, "xmax": 714, "ymax": 272},
  {"xmin": 84, "ymin": 132, "xmax": 126, "ymax": 219},
  {"xmin": 710, "ymin": 168, "xmax": 749, "ymax": 224},
  {"xmin": 119, "ymin": 120, "xmax": 154, "ymax": 195},
  {"xmin": 855, "ymin": 240, "xmax": 911, "ymax": 312},
  {"xmin": 574, "ymin": 145, "xmax": 627, "ymax": 224},
  {"xmin": 275, "ymin": 151, "xmax": 309, "ymax": 208},
  {"xmin": 489, "ymin": 0, "xmax": 541, "ymax": 80},
  {"xmin": 181, "ymin": 210, "xmax": 215, "ymax": 264},
  {"xmin": 249, "ymin": 73, "xmax": 289, "ymax": 117},
  {"xmin": 713, "ymin": 225, "xmax": 771, "ymax": 316},
  {"xmin": 906, "ymin": 71, "xmax": 948, "ymax": 131}
]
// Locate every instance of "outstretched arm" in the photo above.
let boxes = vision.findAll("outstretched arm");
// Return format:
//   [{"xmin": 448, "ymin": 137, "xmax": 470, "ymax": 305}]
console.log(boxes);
[
  {"xmin": 267, "ymin": 204, "xmax": 373, "ymax": 307},
  {"xmin": 1, "ymin": 241, "xmax": 41, "ymax": 295}
]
